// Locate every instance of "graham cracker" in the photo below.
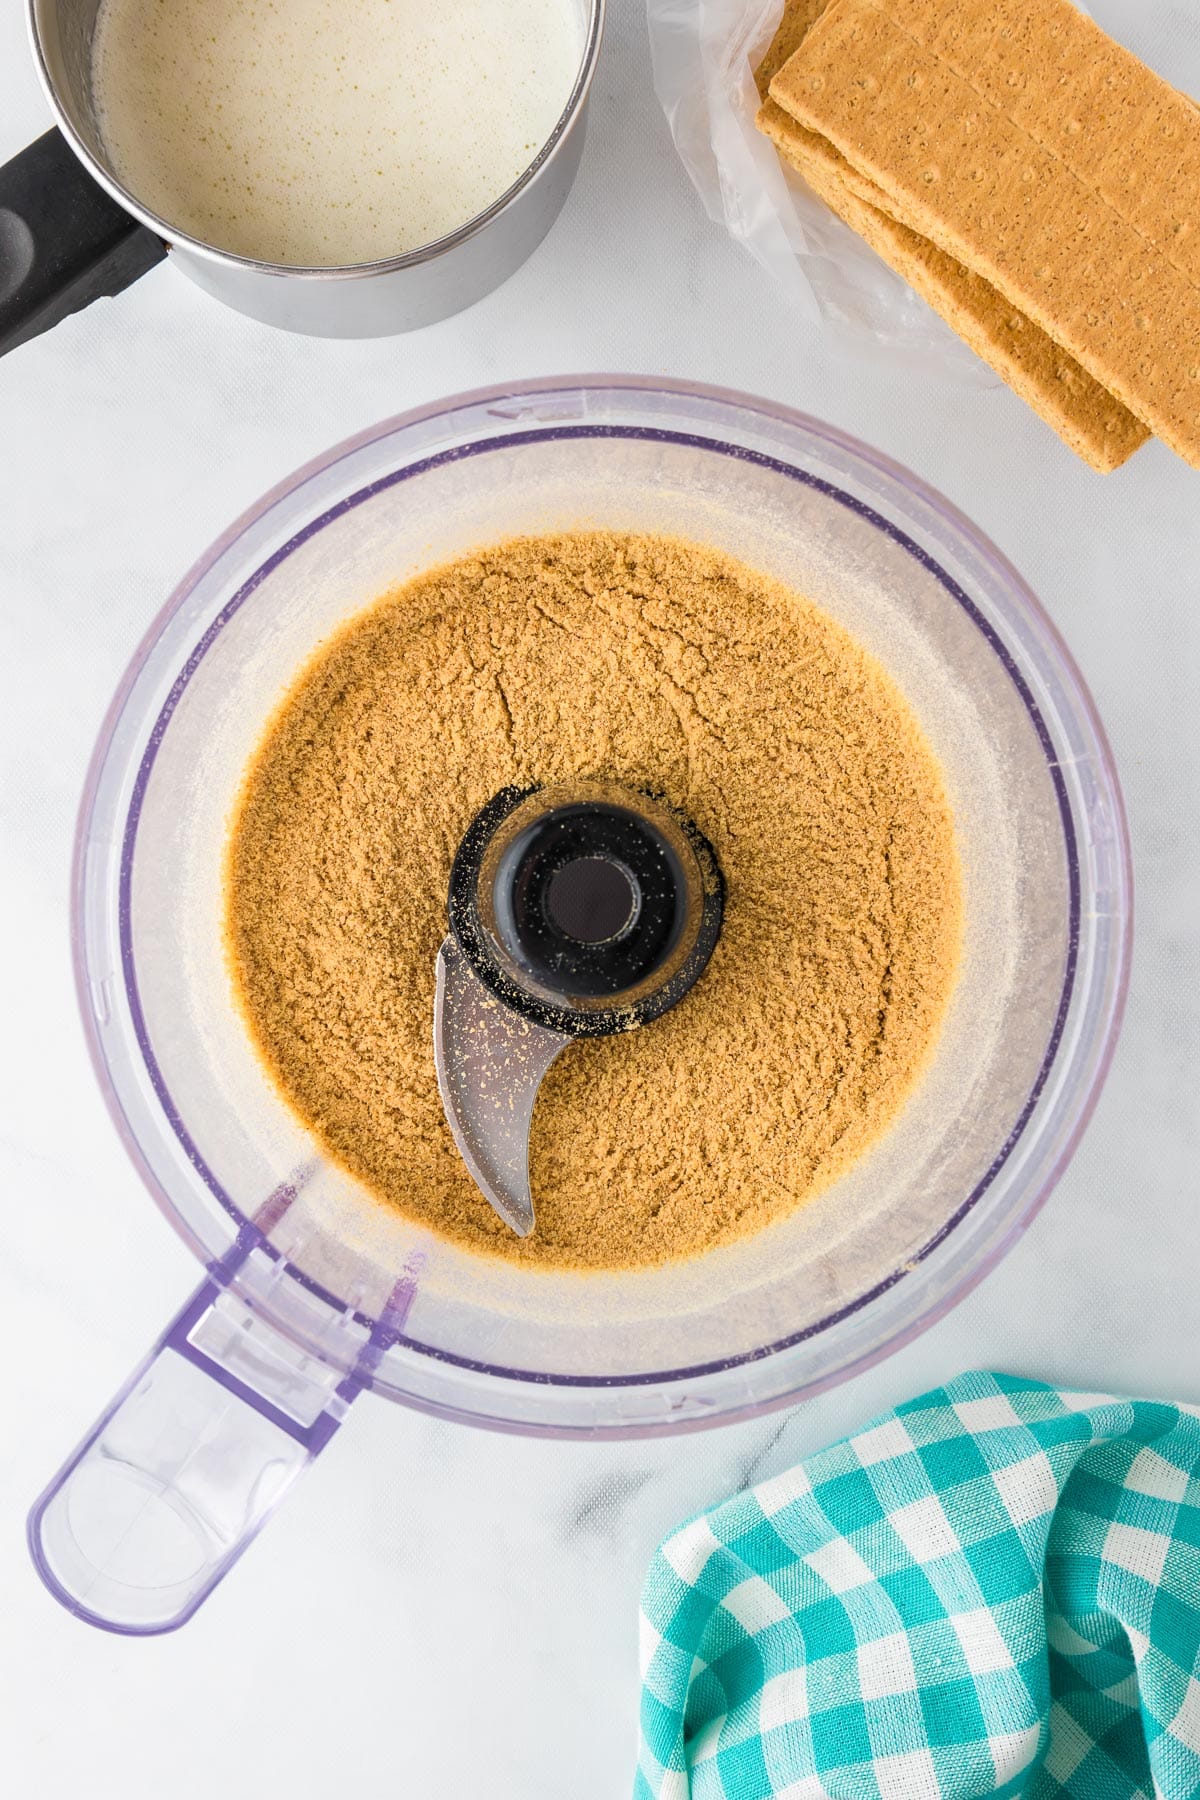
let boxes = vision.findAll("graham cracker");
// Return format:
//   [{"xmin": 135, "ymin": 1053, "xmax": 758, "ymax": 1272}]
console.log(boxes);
[
  {"xmin": 874, "ymin": 0, "xmax": 1200, "ymax": 284},
  {"xmin": 758, "ymin": 96, "xmax": 1148, "ymax": 472},
  {"xmin": 755, "ymin": 0, "xmax": 832, "ymax": 98},
  {"xmin": 768, "ymin": 0, "xmax": 1200, "ymax": 467}
]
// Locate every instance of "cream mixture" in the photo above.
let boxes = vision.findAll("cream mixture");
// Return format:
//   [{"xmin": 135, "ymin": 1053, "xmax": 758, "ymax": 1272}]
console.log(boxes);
[{"xmin": 92, "ymin": 0, "xmax": 585, "ymax": 265}]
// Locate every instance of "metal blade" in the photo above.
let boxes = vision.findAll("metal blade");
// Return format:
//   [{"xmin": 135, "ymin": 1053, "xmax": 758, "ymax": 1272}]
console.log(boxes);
[{"xmin": 433, "ymin": 936, "xmax": 570, "ymax": 1237}]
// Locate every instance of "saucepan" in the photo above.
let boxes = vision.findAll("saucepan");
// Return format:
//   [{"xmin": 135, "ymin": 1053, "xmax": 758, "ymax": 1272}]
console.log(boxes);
[{"xmin": 0, "ymin": 0, "xmax": 604, "ymax": 353}]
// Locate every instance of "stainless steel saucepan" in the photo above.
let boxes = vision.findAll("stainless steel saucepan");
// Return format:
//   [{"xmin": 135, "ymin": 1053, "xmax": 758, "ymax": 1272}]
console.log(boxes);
[{"xmin": 0, "ymin": 0, "xmax": 604, "ymax": 354}]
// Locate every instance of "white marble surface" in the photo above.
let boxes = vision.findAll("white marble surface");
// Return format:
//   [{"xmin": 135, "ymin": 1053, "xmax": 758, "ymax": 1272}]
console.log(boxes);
[{"xmin": 2, "ymin": 1, "xmax": 1199, "ymax": 1793}]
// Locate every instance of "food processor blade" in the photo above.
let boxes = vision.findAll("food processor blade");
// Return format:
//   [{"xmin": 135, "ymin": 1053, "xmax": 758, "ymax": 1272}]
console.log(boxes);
[
  {"xmin": 433, "ymin": 935, "xmax": 570, "ymax": 1236},
  {"xmin": 434, "ymin": 782, "xmax": 725, "ymax": 1235}
]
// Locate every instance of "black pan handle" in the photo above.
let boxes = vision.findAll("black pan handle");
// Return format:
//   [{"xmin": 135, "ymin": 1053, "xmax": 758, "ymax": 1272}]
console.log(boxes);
[{"xmin": 0, "ymin": 127, "xmax": 166, "ymax": 358}]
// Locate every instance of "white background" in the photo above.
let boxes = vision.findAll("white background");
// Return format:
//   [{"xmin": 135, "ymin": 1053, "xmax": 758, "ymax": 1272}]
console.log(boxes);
[{"xmin": 2, "ymin": 2, "xmax": 1198, "ymax": 1794}]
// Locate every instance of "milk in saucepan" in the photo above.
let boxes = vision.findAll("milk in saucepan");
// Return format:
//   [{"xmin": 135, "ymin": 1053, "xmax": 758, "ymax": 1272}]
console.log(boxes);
[{"xmin": 92, "ymin": 0, "xmax": 585, "ymax": 265}]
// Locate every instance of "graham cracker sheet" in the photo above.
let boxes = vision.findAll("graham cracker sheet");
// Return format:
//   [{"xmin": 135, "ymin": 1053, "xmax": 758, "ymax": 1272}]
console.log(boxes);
[
  {"xmin": 758, "ymin": 95, "xmax": 1148, "ymax": 471},
  {"xmin": 766, "ymin": 0, "xmax": 1200, "ymax": 467},
  {"xmin": 755, "ymin": 0, "xmax": 832, "ymax": 98},
  {"xmin": 867, "ymin": 0, "xmax": 1200, "ymax": 285}
]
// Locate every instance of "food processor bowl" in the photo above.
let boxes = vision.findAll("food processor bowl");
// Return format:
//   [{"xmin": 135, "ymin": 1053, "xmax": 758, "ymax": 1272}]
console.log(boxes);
[{"xmin": 29, "ymin": 377, "xmax": 1131, "ymax": 1633}]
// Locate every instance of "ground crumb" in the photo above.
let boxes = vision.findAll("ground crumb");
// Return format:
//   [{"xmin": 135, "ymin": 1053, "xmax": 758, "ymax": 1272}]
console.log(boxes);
[{"xmin": 225, "ymin": 531, "xmax": 962, "ymax": 1270}]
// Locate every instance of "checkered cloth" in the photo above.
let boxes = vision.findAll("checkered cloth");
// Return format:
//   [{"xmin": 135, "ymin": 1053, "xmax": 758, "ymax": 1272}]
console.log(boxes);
[{"xmin": 636, "ymin": 1374, "xmax": 1200, "ymax": 1799}]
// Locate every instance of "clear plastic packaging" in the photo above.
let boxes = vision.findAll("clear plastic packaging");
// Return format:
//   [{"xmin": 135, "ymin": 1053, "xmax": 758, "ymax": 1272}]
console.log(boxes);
[{"xmin": 645, "ymin": 0, "xmax": 1193, "ymax": 366}]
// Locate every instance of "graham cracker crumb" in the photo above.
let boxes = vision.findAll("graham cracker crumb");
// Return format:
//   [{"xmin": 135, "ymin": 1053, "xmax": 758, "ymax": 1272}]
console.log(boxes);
[{"xmin": 224, "ymin": 532, "xmax": 962, "ymax": 1272}]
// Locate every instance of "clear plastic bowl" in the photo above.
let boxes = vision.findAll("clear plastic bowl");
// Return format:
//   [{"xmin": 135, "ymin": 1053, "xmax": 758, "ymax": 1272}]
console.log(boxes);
[{"xmin": 31, "ymin": 377, "xmax": 1131, "ymax": 1632}]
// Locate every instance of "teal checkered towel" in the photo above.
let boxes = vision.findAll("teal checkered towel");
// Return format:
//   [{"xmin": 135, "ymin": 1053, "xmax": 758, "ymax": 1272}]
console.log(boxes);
[{"xmin": 636, "ymin": 1374, "xmax": 1200, "ymax": 1799}]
